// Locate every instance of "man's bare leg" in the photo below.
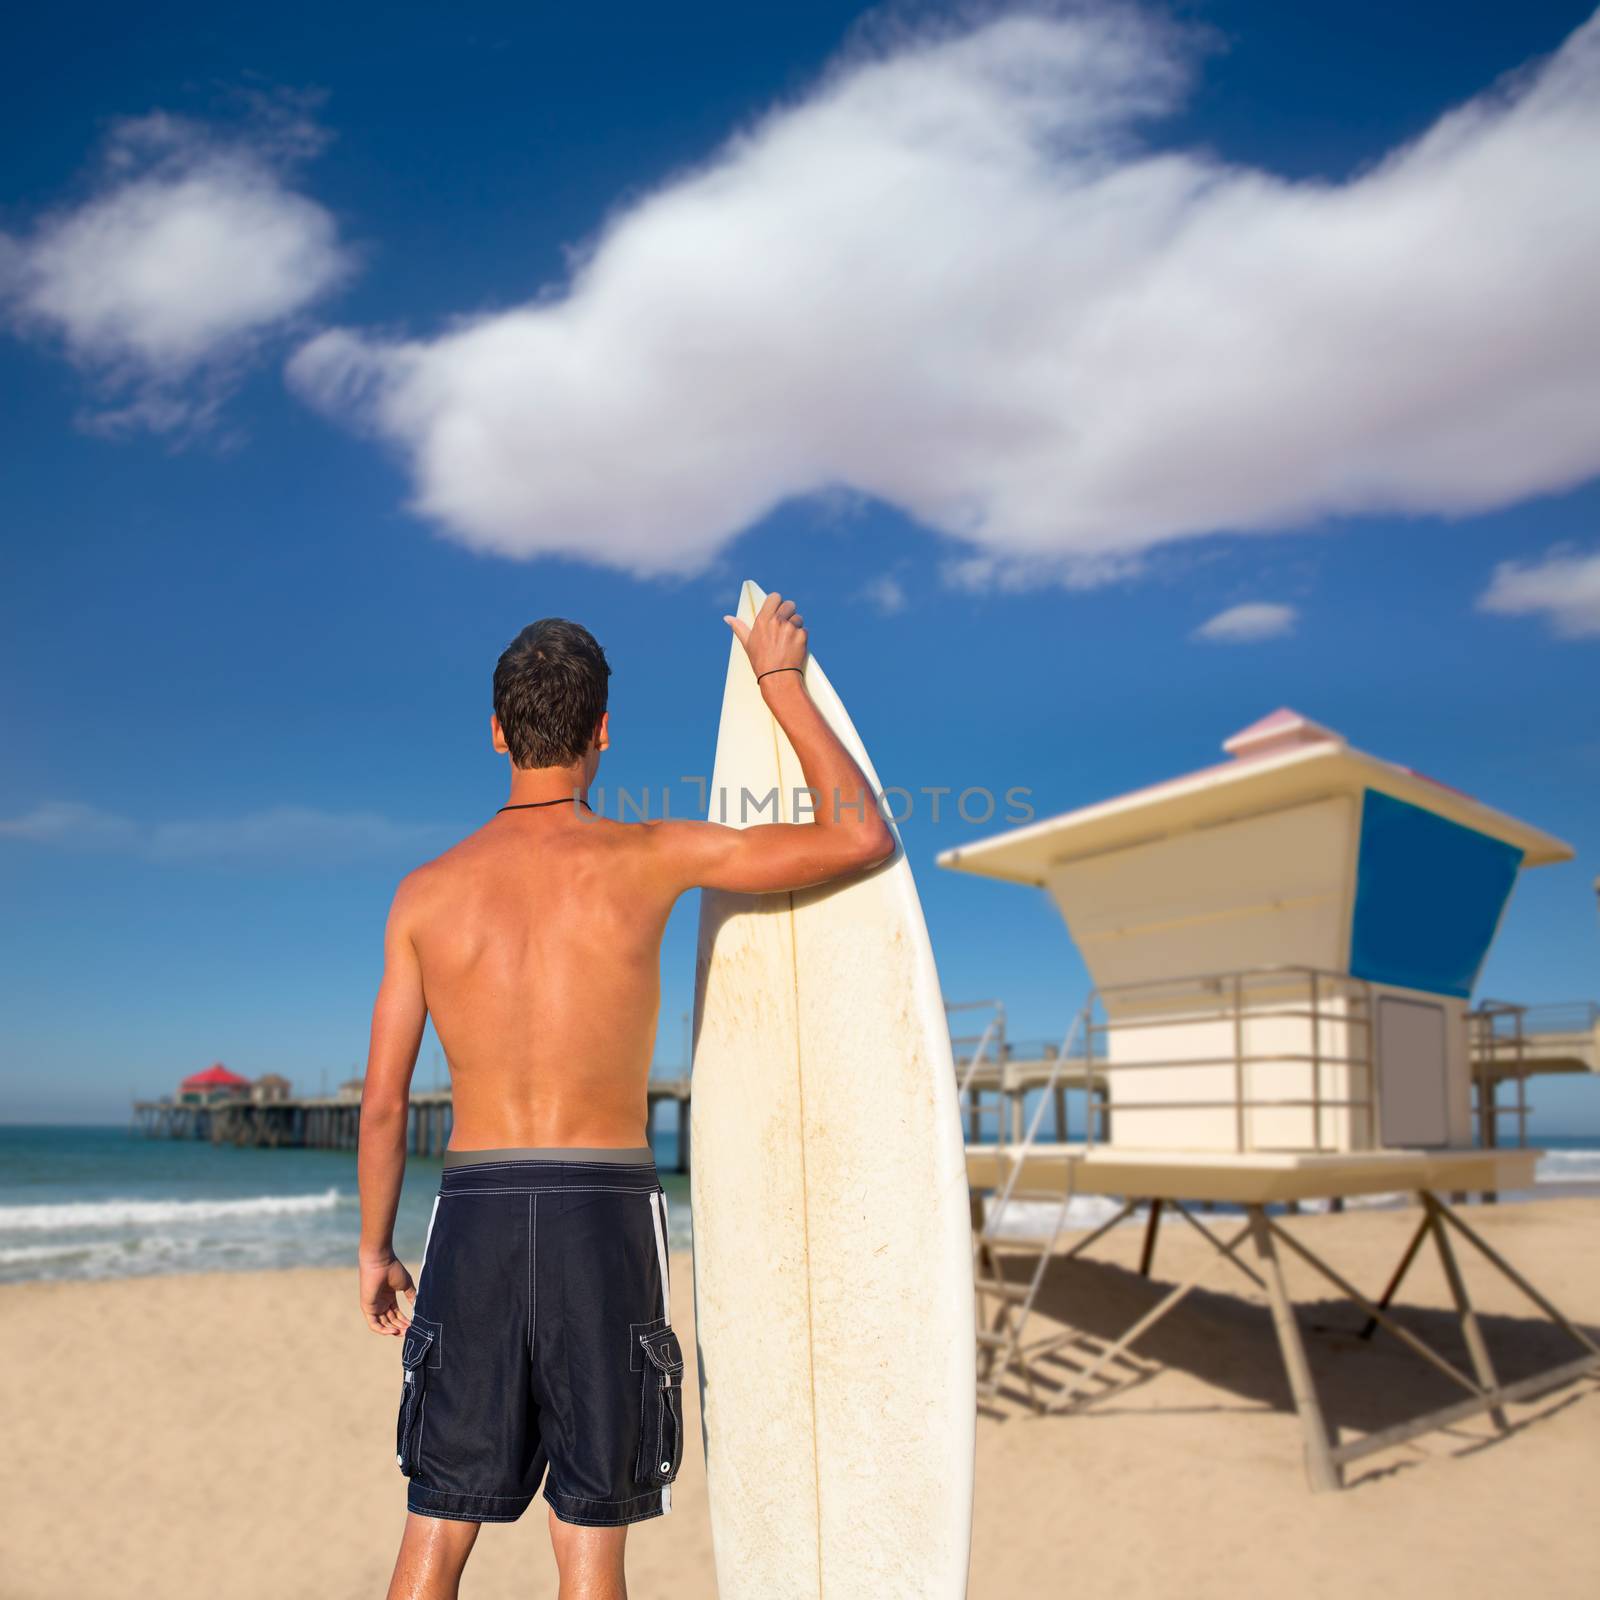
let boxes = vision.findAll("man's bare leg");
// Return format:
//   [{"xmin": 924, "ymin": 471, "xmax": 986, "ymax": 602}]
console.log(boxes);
[
  {"xmin": 385, "ymin": 1513, "xmax": 479, "ymax": 1600},
  {"xmin": 548, "ymin": 1505, "xmax": 628, "ymax": 1600}
]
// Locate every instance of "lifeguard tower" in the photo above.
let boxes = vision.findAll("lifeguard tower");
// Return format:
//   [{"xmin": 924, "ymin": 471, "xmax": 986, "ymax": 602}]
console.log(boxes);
[{"xmin": 940, "ymin": 710, "xmax": 1600, "ymax": 1488}]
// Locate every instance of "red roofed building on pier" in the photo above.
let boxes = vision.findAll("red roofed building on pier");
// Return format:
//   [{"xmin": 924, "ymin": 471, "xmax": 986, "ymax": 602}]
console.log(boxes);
[{"xmin": 178, "ymin": 1063, "xmax": 252, "ymax": 1105}]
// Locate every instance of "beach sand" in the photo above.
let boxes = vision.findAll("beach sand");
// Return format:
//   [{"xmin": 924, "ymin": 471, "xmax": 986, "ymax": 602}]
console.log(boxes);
[{"xmin": 1, "ymin": 1197, "xmax": 1596, "ymax": 1599}]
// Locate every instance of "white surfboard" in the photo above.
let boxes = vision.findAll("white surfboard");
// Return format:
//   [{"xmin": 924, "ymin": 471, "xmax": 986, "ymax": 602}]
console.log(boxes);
[{"xmin": 690, "ymin": 581, "xmax": 975, "ymax": 1600}]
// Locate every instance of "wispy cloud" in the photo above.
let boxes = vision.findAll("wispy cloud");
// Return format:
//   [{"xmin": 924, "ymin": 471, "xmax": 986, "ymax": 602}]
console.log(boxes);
[
  {"xmin": 1478, "ymin": 547, "xmax": 1600, "ymax": 638},
  {"xmin": 291, "ymin": 7, "xmax": 1600, "ymax": 585},
  {"xmin": 0, "ymin": 801, "xmax": 451, "ymax": 866},
  {"xmin": 941, "ymin": 549, "xmax": 1145, "ymax": 594},
  {"xmin": 1193, "ymin": 601, "xmax": 1298, "ymax": 643},
  {"xmin": 1, "ymin": 93, "xmax": 354, "ymax": 437},
  {"xmin": 859, "ymin": 574, "xmax": 909, "ymax": 615}
]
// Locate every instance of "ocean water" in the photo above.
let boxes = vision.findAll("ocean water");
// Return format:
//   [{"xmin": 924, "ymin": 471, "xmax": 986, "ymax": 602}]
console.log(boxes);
[
  {"xmin": 0, "ymin": 1123, "xmax": 692, "ymax": 1285},
  {"xmin": 2, "ymin": 1125, "xmax": 1595, "ymax": 1284}
]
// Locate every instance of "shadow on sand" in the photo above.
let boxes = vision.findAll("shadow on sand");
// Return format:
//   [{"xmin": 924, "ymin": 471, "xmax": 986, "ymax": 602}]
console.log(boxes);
[{"xmin": 979, "ymin": 1234, "xmax": 1600, "ymax": 1482}]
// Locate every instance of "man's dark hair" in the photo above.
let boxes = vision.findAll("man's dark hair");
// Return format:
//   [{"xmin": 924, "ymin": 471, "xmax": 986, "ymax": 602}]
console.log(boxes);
[{"xmin": 493, "ymin": 619, "xmax": 611, "ymax": 769}]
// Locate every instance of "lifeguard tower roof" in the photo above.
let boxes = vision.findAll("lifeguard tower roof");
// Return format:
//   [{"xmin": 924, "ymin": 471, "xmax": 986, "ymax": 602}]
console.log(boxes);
[
  {"xmin": 941, "ymin": 707, "xmax": 1573, "ymax": 1016},
  {"xmin": 939, "ymin": 708, "xmax": 1572, "ymax": 885}
]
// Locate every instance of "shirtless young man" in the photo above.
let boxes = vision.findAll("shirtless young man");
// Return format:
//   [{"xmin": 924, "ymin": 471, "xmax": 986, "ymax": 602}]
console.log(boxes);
[{"xmin": 356, "ymin": 592, "xmax": 893, "ymax": 1600}]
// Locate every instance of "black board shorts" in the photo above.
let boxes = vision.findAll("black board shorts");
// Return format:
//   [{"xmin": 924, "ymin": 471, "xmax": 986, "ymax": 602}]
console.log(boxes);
[{"xmin": 395, "ymin": 1148, "xmax": 685, "ymax": 1527}]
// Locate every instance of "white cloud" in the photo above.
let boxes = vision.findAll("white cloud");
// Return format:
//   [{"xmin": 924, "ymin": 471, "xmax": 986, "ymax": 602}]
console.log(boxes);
[
  {"xmin": 290, "ymin": 7, "xmax": 1600, "ymax": 583},
  {"xmin": 1193, "ymin": 601, "xmax": 1298, "ymax": 643},
  {"xmin": 0, "ymin": 800, "xmax": 143, "ymax": 849},
  {"xmin": 1478, "ymin": 547, "xmax": 1600, "ymax": 638},
  {"xmin": 2, "ymin": 98, "xmax": 353, "ymax": 435},
  {"xmin": 860, "ymin": 573, "xmax": 909, "ymax": 614},
  {"xmin": 0, "ymin": 801, "xmax": 450, "ymax": 866}
]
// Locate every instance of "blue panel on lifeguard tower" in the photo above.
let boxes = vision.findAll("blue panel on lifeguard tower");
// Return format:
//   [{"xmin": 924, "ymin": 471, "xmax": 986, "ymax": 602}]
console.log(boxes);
[{"xmin": 1349, "ymin": 789, "xmax": 1523, "ymax": 998}]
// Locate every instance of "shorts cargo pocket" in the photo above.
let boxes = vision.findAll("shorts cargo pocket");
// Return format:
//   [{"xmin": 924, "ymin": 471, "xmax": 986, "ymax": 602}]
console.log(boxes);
[
  {"xmin": 396, "ymin": 1314, "xmax": 440, "ymax": 1477},
  {"xmin": 634, "ymin": 1324, "xmax": 685, "ymax": 1488}
]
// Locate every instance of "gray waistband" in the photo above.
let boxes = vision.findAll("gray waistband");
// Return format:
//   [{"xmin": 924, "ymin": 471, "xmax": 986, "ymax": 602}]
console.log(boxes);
[{"xmin": 442, "ymin": 1145, "xmax": 655, "ymax": 1168}]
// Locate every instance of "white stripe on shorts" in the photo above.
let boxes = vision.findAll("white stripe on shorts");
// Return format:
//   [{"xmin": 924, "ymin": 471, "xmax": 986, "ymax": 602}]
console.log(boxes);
[
  {"xmin": 648, "ymin": 1191, "xmax": 670, "ymax": 1317},
  {"xmin": 415, "ymin": 1194, "xmax": 441, "ymax": 1297},
  {"xmin": 648, "ymin": 1189, "xmax": 673, "ymax": 1515}
]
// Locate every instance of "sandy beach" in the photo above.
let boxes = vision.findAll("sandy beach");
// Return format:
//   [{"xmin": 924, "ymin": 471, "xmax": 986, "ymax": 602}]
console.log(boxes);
[{"xmin": 2, "ymin": 1196, "xmax": 1596, "ymax": 1599}]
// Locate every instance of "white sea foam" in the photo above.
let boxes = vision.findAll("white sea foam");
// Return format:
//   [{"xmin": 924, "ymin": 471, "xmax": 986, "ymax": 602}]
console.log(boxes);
[
  {"xmin": 982, "ymin": 1193, "xmax": 1134, "ymax": 1240},
  {"xmin": 0, "ymin": 1187, "xmax": 345, "ymax": 1232},
  {"xmin": 0, "ymin": 1232, "xmax": 331, "ymax": 1279},
  {"xmin": 0, "ymin": 1241, "xmax": 116, "ymax": 1267},
  {"xmin": 1536, "ymin": 1147, "xmax": 1600, "ymax": 1181}
]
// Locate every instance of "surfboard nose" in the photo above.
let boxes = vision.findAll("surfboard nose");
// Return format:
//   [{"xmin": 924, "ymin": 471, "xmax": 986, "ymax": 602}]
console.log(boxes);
[{"xmin": 737, "ymin": 578, "xmax": 767, "ymax": 621}]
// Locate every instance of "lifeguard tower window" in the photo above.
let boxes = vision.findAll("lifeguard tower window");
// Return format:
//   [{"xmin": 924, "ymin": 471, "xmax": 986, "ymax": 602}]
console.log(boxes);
[
  {"xmin": 1376, "ymin": 996, "xmax": 1450, "ymax": 1147},
  {"xmin": 1350, "ymin": 790, "xmax": 1523, "ymax": 999}
]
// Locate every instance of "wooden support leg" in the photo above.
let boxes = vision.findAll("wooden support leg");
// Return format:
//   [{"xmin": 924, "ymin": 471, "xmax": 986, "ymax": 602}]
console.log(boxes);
[
  {"xmin": 1170, "ymin": 1202, "xmax": 1266, "ymax": 1289},
  {"xmin": 679, "ymin": 1101, "xmax": 690, "ymax": 1173},
  {"xmin": 1138, "ymin": 1199, "xmax": 1164, "ymax": 1278},
  {"xmin": 1271, "ymin": 1216, "xmax": 1486, "ymax": 1402},
  {"xmin": 1056, "ymin": 1199, "xmax": 1139, "ymax": 1263},
  {"xmin": 1248, "ymin": 1207, "xmax": 1341, "ymax": 1493},
  {"xmin": 1422, "ymin": 1194, "xmax": 1506, "ymax": 1430},
  {"xmin": 1434, "ymin": 1198, "xmax": 1600, "ymax": 1358},
  {"xmin": 1359, "ymin": 1210, "xmax": 1431, "ymax": 1341}
]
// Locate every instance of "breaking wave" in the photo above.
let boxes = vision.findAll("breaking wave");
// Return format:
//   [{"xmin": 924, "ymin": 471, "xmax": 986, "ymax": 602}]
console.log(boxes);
[{"xmin": 0, "ymin": 1188, "xmax": 345, "ymax": 1232}]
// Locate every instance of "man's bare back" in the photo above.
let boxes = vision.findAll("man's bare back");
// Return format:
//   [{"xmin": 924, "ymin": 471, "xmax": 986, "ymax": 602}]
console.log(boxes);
[
  {"xmin": 399, "ymin": 811, "xmax": 677, "ymax": 1151},
  {"xmin": 356, "ymin": 594, "xmax": 893, "ymax": 1600}
]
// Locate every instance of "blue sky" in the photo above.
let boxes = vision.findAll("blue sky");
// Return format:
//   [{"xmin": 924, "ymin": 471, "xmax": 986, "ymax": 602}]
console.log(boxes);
[{"xmin": 3, "ymin": 1, "xmax": 1598, "ymax": 1129}]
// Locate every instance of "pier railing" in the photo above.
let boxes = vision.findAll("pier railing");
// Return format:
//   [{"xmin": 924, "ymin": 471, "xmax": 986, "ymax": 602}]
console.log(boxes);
[
  {"xmin": 1469, "ymin": 1001, "xmax": 1533, "ymax": 1149},
  {"xmin": 947, "ymin": 998, "xmax": 1110, "ymax": 1146}
]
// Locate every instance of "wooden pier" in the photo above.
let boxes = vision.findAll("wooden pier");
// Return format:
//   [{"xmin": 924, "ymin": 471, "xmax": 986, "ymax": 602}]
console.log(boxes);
[
  {"xmin": 131, "ymin": 1078, "xmax": 694, "ymax": 1171},
  {"xmin": 959, "ymin": 1050, "xmax": 1109, "ymax": 1146}
]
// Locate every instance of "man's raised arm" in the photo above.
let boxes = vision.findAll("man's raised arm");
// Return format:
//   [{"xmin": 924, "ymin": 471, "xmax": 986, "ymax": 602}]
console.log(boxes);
[{"xmin": 648, "ymin": 592, "xmax": 896, "ymax": 895}]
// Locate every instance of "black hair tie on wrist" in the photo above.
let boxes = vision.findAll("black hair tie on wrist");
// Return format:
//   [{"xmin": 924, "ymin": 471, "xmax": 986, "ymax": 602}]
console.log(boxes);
[{"xmin": 756, "ymin": 666, "xmax": 804, "ymax": 682}]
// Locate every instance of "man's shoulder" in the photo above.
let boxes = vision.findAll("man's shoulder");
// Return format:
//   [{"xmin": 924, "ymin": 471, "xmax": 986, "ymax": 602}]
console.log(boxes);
[
  {"xmin": 393, "ymin": 828, "xmax": 488, "ymax": 899},
  {"xmin": 584, "ymin": 815, "xmax": 720, "ymax": 882},
  {"xmin": 585, "ymin": 812, "xmax": 693, "ymax": 843},
  {"xmin": 621, "ymin": 815, "xmax": 710, "ymax": 847},
  {"xmin": 616, "ymin": 815, "xmax": 729, "ymax": 881}
]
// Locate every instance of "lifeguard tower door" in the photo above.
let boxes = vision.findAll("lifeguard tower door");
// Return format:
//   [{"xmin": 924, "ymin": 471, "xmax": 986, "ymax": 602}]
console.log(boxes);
[{"xmin": 1376, "ymin": 996, "xmax": 1451, "ymax": 1147}]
